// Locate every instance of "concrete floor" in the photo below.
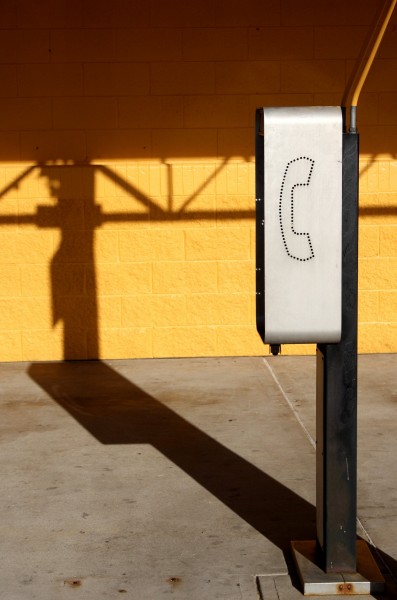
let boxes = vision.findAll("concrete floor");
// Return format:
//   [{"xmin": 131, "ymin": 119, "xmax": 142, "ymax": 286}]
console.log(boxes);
[{"xmin": 1, "ymin": 355, "xmax": 396, "ymax": 599}]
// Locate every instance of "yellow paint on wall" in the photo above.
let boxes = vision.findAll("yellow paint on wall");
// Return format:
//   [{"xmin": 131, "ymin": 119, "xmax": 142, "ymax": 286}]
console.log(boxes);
[{"xmin": 0, "ymin": 1, "xmax": 396, "ymax": 361}]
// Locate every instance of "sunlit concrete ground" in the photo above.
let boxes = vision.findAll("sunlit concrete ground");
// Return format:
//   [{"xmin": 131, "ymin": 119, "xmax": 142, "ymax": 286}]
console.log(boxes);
[{"xmin": 1, "ymin": 354, "xmax": 396, "ymax": 599}]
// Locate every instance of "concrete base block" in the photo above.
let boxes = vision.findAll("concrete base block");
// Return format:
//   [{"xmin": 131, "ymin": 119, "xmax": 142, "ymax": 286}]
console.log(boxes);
[{"xmin": 291, "ymin": 540, "xmax": 385, "ymax": 595}]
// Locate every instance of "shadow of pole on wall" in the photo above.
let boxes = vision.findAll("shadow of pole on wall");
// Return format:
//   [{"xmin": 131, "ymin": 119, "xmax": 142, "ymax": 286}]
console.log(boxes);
[
  {"xmin": 38, "ymin": 165, "xmax": 100, "ymax": 359},
  {"xmin": 0, "ymin": 159, "xmax": 255, "ymax": 359}
]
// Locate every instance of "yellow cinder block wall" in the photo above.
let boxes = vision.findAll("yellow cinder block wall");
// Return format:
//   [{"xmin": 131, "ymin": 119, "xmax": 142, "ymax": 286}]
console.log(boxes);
[{"xmin": 0, "ymin": 0, "xmax": 396, "ymax": 361}]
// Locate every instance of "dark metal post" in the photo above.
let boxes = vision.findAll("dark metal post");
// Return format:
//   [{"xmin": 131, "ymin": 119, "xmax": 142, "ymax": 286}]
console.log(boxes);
[
  {"xmin": 255, "ymin": 108, "xmax": 265, "ymax": 344},
  {"xmin": 316, "ymin": 132, "xmax": 359, "ymax": 573}
]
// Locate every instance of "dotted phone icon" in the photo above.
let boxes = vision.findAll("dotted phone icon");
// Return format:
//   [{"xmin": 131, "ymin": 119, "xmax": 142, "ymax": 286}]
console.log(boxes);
[{"xmin": 279, "ymin": 157, "xmax": 315, "ymax": 262}]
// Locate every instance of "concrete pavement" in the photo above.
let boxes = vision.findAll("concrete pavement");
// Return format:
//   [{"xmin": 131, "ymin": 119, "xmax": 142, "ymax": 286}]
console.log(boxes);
[{"xmin": 1, "ymin": 355, "xmax": 396, "ymax": 599}]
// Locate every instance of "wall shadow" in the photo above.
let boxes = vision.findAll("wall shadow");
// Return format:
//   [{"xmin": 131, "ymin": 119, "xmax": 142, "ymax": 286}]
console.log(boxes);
[
  {"xmin": 0, "ymin": 161, "xmax": 254, "ymax": 359},
  {"xmin": 359, "ymin": 206, "xmax": 397, "ymax": 217}
]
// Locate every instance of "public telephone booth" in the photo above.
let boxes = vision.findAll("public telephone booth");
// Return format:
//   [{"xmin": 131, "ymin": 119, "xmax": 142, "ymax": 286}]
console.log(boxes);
[
  {"xmin": 253, "ymin": 6, "xmax": 397, "ymax": 589},
  {"xmin": 255, "ymin": 105, "xmax": 386, "ymax": 594}
]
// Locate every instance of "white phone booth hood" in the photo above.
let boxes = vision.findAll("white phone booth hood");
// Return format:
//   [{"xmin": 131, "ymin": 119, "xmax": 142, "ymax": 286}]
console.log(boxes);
[{"xmin": 256, "ymin": 106, "xmax": 343, "ymax": 345}]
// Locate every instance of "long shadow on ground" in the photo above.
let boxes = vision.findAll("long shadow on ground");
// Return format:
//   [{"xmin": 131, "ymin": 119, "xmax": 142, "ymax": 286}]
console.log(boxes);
[
  {"xmin": 29, "ymin": 360, "xmax": 316, "ymax": 555},
  {"xmin": 29, "ymin": 360, "xmax": 397, "ymax": 596}
]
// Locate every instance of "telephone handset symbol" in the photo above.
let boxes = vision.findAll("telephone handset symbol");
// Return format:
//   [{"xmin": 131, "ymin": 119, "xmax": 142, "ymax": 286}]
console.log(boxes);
[{"xmin": 279, "ymin": 157, "xmax": 315, "ymax": 262}]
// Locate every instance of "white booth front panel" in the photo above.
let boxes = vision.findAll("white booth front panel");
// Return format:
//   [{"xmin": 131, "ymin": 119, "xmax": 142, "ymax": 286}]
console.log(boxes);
[{"xmin": 262, "ymin": 106, "xmax": 343, "ymax": 344}]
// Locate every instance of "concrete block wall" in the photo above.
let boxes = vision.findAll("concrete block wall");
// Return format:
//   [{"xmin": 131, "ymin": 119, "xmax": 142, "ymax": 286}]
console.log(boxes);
[{"xmin": 0, "ymin": 0, "xmax": 396, "ymax": 361}]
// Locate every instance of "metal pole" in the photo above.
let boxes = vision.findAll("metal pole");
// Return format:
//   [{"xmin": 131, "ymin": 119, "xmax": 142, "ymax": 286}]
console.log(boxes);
[
  {"xmin": 342, "ymin": 0, "xmax": 396, "ymax": 133},
  {"xmin": 316, "ymin": 131, "xmax": 359, "ymax": 573}
]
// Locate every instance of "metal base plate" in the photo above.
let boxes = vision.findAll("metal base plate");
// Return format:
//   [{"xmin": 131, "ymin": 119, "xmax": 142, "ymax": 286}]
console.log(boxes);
[{"xmin": 291, "ymin": 540, "xmax": 385, "ymax": 595}]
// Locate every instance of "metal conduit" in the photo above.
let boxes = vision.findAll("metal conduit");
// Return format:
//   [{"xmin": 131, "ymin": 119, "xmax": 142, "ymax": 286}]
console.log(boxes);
[{"xmin": 342, "ymin": 0, "xmax": 397, "ymax": 132}]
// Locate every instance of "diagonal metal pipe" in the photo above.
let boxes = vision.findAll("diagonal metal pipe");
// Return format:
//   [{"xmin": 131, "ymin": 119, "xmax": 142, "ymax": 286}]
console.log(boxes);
[{"xmin": 342, "ymin": 0, "xmax": 397, "ymax": 132}]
